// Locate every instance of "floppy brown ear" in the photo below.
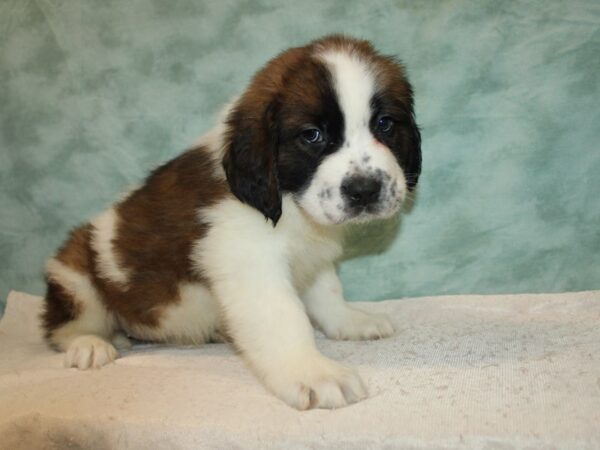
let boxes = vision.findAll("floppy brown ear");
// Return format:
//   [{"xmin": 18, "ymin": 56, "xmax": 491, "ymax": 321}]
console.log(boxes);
[
  {"xmin": 405, "ymin": 107, "xmax": 422, "ymax": 191},
  {"xmin": 222, "ymin": 100, "xmax": 282, "ymax": 225},
  {"xmin": 375, "ymin": 55, "xmax": 422, "ymax": 191}
]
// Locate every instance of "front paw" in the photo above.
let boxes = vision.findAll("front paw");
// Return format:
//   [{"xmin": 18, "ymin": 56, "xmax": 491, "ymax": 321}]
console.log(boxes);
[
  {"xmin": 65, "ymin": 335, "xmax": 118, "ymax": 369},
  {"xmin": 322, "ymin": 308, "xmax": 395, "ymax": 341},
  {"xmin": 263, "ymin": 354, "xmax": 367, "ymax": 410}
]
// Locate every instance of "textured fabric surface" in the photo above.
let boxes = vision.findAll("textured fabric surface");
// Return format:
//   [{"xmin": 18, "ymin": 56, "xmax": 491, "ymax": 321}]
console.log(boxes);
[
  {"xmin": 1, "ymin": 291, "xmax": 599, "ymax": 449},
  {"xmin": 1, "ymin": 1, "xmax": 599, "ymax": 314}
]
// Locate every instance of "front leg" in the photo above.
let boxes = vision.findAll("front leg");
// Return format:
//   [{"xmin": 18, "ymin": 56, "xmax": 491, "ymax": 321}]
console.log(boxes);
[
  {"xmin": 201, "ymin": 223, "xmax": 366, "ymax": 409},
  {"xmin": 213, "ymin": 268, "xmax": 366, "ymax": 409},
  {"xmin": 303, "ymin": 265, "xmax": 395, "ymax": 340}
]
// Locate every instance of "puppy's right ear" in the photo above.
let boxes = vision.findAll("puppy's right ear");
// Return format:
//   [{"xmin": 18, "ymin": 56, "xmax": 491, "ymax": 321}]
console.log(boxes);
[{"xmin": 222, "ymin": 100, "xmax": 282, "ymax": 225}]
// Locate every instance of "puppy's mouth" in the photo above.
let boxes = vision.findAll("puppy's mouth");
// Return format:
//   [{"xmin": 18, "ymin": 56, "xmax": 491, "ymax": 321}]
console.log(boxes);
[
  {"xmin": 313, "ymin": 184, "xmax": 404, "ymax": 226},
  {"xmin": 342, "ymin": 195, "xmax": 403, "ymax": 223}
]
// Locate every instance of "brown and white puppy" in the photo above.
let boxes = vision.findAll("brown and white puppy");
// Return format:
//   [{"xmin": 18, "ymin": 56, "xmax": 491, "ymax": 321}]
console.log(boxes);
[{"xmin": 41, "ymin": 35, "xmax": 421, "ymax": 410}]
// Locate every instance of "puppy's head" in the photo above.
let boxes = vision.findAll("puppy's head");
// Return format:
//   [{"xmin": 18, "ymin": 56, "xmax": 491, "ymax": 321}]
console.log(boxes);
[{"xmin": 223, "ymin": 35, "xmax": 421, "ymax": 226}]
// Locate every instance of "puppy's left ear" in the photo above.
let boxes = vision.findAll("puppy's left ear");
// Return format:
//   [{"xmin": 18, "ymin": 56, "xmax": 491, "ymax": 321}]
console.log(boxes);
[
  {"xmin": 397, "ymin": 81, "xmax": 422, "ymax": 191},
  {"xmin": 405, "ymin": 110, "xmax": 422, "ymax": 191},
  {"xmin": 223, "ymin": 101, "xmax": 282, "ymax": 225}
]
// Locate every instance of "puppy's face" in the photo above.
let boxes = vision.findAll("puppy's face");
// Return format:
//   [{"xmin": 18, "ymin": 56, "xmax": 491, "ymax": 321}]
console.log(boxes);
[{"xmin": 224, "ymin": 36, "xmax": 421, "ymax": 226}]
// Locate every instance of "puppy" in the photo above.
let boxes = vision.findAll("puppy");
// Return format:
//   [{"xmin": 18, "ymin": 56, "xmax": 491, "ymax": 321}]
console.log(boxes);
[{"xmin": 41, "ymin": 35, "xmax": 421, "ymax": 410}]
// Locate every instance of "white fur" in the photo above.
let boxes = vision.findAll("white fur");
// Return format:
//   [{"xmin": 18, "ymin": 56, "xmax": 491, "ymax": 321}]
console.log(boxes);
[
  {"xmin": 193, "ymin": 195, "xmax": 343, "ymax": 296},
  {"xmin": 90, "ymin": 208, "xmax": 131, "ymax": 287},
  {"xmin": 45, "ymin": 258, "xmax": 118, "ymax": 369},
  {"xmin": 299, "ymin": 50, "xmax": 407, "ymax": 225},
  {"xmin": 123, "ymin": 282, "xmax": 221, "ymax": 345}
]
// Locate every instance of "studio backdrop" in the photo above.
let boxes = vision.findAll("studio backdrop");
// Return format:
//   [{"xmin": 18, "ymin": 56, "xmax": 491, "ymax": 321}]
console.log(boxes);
[{"xmin": 1, "ymin": 0, "xmax": 599, "ymax": 314}]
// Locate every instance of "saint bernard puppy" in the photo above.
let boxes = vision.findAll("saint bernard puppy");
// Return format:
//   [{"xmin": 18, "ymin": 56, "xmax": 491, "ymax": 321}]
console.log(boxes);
[{"xmin": 42, "ymin": 35, "xmax": 422, "ymax": 410}]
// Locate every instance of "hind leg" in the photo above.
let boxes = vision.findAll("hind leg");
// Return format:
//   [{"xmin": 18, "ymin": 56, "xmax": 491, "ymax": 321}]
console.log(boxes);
[{"xmin": 43, "ymin": 258, "xmax": 121, "ymax": 369}]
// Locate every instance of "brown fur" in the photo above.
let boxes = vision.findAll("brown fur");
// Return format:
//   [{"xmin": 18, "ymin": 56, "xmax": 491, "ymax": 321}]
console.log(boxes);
[
  {"xmin": 54, "ymin": 225, "xmax": 94, "ymax": 273},
  {"xmin": 97, "ymin": 147, "xmax": 228, "ymax": 327}
]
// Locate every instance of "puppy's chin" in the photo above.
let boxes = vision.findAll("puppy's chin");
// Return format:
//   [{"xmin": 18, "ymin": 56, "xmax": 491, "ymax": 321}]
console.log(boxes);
[
  {"xmin": 296, "ymin": 194, "xmax": 405, "ymax": 227},
  {"xmin": 351, "ymin": 203, "xmax": 404, "ymax": 224}
]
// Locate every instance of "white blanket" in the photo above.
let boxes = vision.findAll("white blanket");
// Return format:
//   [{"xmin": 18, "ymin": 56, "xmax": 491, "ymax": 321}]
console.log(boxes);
[{"xmin": 1, "ymin": 290, "xmax": 599, "ymax": 449}]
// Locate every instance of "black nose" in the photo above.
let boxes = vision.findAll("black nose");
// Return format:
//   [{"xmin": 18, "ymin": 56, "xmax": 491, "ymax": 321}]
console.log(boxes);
[{"xmin": 341, "ymin": 176, "xmax": 382, "ymax": 208}]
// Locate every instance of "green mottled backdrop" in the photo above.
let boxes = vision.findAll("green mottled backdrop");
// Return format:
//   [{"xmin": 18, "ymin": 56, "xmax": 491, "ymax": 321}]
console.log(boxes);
[{"xmin": 1, "ymin": 0, "xmax": 599, "ymax": 314}]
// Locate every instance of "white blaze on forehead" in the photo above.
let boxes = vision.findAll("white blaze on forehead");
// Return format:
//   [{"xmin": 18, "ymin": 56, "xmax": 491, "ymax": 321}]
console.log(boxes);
[{"xmin": 318, "ymin": 51, "xmax": 375, "ymax": 133}]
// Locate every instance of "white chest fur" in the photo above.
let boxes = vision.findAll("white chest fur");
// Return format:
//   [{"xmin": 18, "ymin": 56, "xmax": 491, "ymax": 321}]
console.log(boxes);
[
  {"xmin": 281, "ymin": 197, "xmax": 344, "ymax": 293},
  {"xmin": 194, "ymin": 194, "xmax": 343, "ymax": 296}
]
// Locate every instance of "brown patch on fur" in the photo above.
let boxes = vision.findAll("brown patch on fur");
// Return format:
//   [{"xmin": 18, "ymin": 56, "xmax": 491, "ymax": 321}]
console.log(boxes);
[
  {"xmin": 41, "ymin": 280, "xmax": 81, "ymax": 341},
  {"xmin": 54, "ymin": 224, "xmax": 94, "ymax": 273},
  {"xmin": 41, "ymin": 225, "xmax": 93, "ymax": 337},
  {"xmin": 222, "ymin": 46, "xmax": 308, "ymax": 224},
  {"xmin": 371, "ymin": 56, "xmax": 415, "ymax": 107},
  {"xmin": 91, "ymin": 146, "xmax": 228, "ymax": 328}
]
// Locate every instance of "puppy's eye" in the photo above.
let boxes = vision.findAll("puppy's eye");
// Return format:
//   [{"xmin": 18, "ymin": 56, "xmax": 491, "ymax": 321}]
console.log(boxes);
[
  {"xmin": 300, "ymin": 128, "xmax": 323, "ymax": 145},
  {"xmin": 377, "ymin": 116, "xmax": 394, "ymax": 134}
]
